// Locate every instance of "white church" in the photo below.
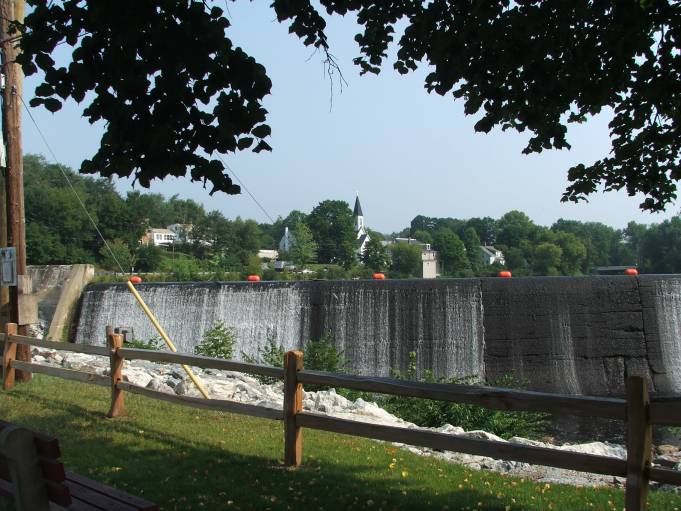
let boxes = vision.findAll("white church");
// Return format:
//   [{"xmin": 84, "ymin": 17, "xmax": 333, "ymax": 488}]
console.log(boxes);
[
  {"xmin": 277, "ymin": 195, "xmax": 371, "ymax": 261},
  {"xmin": 354, "ymin": 195, "xmax": 371, "ymax": 257}
]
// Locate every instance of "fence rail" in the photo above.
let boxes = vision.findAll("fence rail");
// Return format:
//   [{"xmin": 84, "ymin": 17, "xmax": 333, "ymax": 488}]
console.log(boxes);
[
  {"xmin": 297, "ymin": 369, "xmax": 628, "ymax": 420},
  {"xmin": 297, "ymin": 411, "xmax": 628, "ymax": 476},
  {"xmin": 2, "ymin": 323, "xmax": 681, "ymax": 510},
  {"xmin": 116, "ymin": 381, "xmax": 283, "ymax": 420},
  {"xmin": 11, "ymin": 360, "xmax": 110, "ymax": 387},
  {"xmin": 118, "ymin": 347, "xmax": 285, "ymax": 379},
  {"xmin": 0, "ymin": 333, "xmax": 110, "ymax": 356}
]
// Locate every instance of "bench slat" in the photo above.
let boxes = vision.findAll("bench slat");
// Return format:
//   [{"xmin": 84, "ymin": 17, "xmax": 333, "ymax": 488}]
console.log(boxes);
[
  {"xmin": 66, "ymin": 472, "xmax": 158, "ymax": 511},
  {"xmin": 64, "ymin": 499, "xmax": 109, "ymax": 511},
  {"xmin": 66, "ymin": 480, "xmax": 140, "ymax": 511}
]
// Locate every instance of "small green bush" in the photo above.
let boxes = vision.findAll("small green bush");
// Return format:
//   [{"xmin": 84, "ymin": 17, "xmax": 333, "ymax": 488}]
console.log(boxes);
[
  {"xmin": 243, "ymin": 333, "xmax": 348, "ymax": 388},
  {"xmin": 303, "ymin": 332, "xmax": 345, "ymax": 373},
  {"xmin": 124, "ymin": 337, "xmax": 162, "ymax": 350},
  {"xmin": 380, "ymin": 352, "xmax": 549, "ymax": 440},
  {"xmin": 301, "ymin": 333, "xmax": 348, "ymax": 392},
  {"xmin": 195, "ymin": 321, "xmax": 236, "ymax": 360},
  {"xmin": 242, "ymin": 339, "xmax": 286, "ymax": 384}
]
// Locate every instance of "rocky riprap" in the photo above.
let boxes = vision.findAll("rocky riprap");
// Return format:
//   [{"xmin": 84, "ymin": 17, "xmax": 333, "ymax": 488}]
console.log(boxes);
[{"xmin": 30, "ymin": 348, "xmax": 681, "ymax": 490}]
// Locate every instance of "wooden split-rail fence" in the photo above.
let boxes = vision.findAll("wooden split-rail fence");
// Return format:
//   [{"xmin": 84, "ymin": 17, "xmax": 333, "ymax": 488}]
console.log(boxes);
[{"xmin": 2, "ymin": 322, "xmax": 681, "ymax": 511}]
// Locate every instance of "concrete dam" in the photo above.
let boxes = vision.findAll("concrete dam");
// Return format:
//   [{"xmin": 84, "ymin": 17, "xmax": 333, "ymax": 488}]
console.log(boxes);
[{"xmin": 74, "ymin": 275, "xmax": 681, "ymax": 397}]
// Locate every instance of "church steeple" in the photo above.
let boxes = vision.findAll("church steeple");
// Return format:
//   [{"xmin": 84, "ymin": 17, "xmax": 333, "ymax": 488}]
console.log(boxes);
[
  {"xmin": 353, "ymin": 195, "xmax": 363, "ymax": 217},
  {"xmin": 354, "ymin": 194, "xmax": 365, "ymax": 232},
  {"xmin": 353, "ymin": 193, "xmax": 370, "ymax": 257}
]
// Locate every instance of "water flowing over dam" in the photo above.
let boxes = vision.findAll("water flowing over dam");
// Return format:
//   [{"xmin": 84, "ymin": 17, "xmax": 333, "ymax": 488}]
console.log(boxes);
[{"xmin": 74, "ymin": 275, "xmax": 681, "ymax": 396}]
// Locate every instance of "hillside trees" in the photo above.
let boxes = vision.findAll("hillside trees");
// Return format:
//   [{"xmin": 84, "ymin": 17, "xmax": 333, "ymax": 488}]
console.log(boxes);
[
  {"xmin": 411, "ymin": 230, "xmax": 433, "ymax": 246},
  {"xmin": 288, "ymin": 222, "xmax": 318, "ymax": 268},
  {"xmin": 551, "ymin": 219, "xmax": 623, "ymax": 270},
  {"xmin": 552, "ymin": 232, "xmax": 587, "ymax": 275},
  {"xmin": 403, "ymin": 210, "xmax": 660, "ymax": 277},
  {"xmin": 25, "ymin": 154, "xmax": 263, "ymax": 269},
  {"xmin": 361, "ymin": 237, "xmax": 390, "ymax": 272},
  {"xmin": 621, "ymin": 222, "xmax": 648, "ymax": 268},
  {"xmin": 432, "ymin": 229, "xmax": 467, "ymax": 276},
  {"xmin": 20, "ymin": 1, "xmax": 681, "ymax": 210},
  {"xmin": 462, "ymin": 227, "xmax": 482, "ymax": 272},
  {"xmin": 98, "ymin": 240, "xmax": 135, "ymax": 272},
  {"xmin": 190, "ymin": 214, "xmax": 261, "ymax": 269},
  {"xmin": 389, "ymin": 244, "xmax": 422, "ymax": 278},
  {"xmin": 465, "ymin": 217, "xmax": 498, "ymax": 246},
  {"xmin": 307, "ymin": 200, "xmax": 356, "ymax": 267},
  {"xmin": 25, "ymin": 155, "xmax": 121, "ymax": 263},
  {"xmin": 639, "ymin": 218, "xmax": 681, "ymax": 273},
  {"xmin": 496, "ymin": 211, "xmax": 538, "ymax": 248},
  {"xmin": 125, "ymin": 192, "xmax": 173, "ymax": 234},
  {"xmin": 533, "ymin": 243, "xmax": 563, "ymax": 276},
  {"xmin": 233, "ymin": 218, "xmax": 262, "ymax": 264},
  {"xmin": 135, "ymin": 244, "xmax": 164, "ymax": 273}
]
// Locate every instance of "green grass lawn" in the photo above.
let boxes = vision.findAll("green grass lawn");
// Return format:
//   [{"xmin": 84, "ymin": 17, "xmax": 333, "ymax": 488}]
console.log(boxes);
[{"xmin": 1, "ymin": 375, "xmax": 680, "ymax": 511}]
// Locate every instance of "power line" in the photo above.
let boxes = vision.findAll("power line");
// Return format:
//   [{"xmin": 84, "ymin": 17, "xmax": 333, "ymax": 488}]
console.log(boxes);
[
  {"xmin": 19, "ymin": 94, "xmax": 128, "ymax": 274},
  {"xmin": 216, "ymin": 154, "xmax": 277, "ymax": 224}
]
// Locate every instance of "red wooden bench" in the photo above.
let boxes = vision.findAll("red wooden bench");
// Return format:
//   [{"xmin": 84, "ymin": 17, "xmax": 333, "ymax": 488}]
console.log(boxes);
[{"xmin": 0, "ymin": 420, "xmax": 157, "ymax": 510}]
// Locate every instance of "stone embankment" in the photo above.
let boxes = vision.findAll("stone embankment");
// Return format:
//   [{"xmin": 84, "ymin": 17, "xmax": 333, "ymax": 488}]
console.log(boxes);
[{"xmin": 31, "ymin": 348, "xmax": 681, "ymax": 490}]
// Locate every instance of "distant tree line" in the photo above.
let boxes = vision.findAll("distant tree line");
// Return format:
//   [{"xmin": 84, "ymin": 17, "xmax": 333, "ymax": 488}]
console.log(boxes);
[
  {"xmin": 25, "ymin": 154, "xmax": 681, "ymax": 278},
  {"xmin": 401, "ymin": 211, "xmax": 681, "ymax": 276}
]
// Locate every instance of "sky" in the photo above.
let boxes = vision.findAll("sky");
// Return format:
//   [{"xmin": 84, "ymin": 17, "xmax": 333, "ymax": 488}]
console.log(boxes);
[{"xmin": 21, "ymin": 2, "xmax": 678, "ymax": 234}]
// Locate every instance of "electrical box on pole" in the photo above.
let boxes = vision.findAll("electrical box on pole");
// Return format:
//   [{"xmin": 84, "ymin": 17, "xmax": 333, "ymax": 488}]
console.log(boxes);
[{"xmin": 0, "ymin": 246, "xmax": 16, "ymax": 286}]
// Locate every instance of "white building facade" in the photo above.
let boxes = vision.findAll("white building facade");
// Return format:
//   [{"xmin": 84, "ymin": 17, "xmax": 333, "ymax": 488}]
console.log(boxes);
[{"xmin": 142, "ymin": 228, "xmax": 177, "ymax": 247}]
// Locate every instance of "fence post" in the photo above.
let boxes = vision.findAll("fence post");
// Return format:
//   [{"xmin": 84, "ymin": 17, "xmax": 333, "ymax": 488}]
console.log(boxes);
[
  {"xmin": 625, "ymin": 376, "xmax": 652, "ymax": 511},
  {"xmin": 106, "ymin": 330, "xmax": 125, "ymax": 418},
  {"xmin": 2, "ymin": 323, "xmax": 18, "ymax": 390},
  {"xmin": 284, "ymin": 350, "xmax": 304, "ymax": 467}
]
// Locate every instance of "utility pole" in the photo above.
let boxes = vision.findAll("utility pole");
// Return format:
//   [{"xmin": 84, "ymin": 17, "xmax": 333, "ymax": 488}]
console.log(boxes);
[{"xmin": 1, "ymin": 0, "xmax": 30, "ymax": 382}]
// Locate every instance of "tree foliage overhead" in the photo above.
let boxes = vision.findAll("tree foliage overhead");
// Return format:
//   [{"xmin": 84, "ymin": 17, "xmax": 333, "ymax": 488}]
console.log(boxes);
[
  {"xmin": 19, "ymin": 1, "xmax": 681, "ymax": 211},
  {"xmin": 20, "ymin": 1, "xmax": 273, "ymax": 194}
]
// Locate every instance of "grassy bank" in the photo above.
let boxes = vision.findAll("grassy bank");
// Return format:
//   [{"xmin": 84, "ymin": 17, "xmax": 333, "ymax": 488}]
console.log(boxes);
[{"xmin": 1, "ymin": 375, "xmax": 680, "ymax": 510}]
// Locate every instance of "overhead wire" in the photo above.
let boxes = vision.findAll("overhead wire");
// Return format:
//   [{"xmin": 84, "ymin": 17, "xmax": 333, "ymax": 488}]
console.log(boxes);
[
  {"xmin": 18, "ymin": 94, "xmax": 128, "ymax": 274},
  {"xmin": 216, "ymin": 154, "xmax": 277, "ymax": 224}
]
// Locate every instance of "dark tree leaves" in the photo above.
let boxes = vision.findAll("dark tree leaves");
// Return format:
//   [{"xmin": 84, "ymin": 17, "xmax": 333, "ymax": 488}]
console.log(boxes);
[
  {"xmin": 20, "ymin": 0, "xmax": 274, "ymax": 194},
  {"xmin": 20, "ymin": 1, "xmax": 681, "ymax": 210}
]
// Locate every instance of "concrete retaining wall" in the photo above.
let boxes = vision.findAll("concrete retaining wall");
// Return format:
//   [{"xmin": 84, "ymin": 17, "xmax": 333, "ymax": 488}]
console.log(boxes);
[{"xmin": 28, "ymin": 264, "xmax": 94, "ymax": 340}]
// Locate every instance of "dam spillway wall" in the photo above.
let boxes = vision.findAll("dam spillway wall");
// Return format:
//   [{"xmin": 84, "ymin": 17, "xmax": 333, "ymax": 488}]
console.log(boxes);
[
  {"xmin": 75, "ymin": 281, "xmax": 313, "ymax": 357},
  {"xmin": 74, "ymin": 275, "xmax": 681, "ymax": 395}
]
